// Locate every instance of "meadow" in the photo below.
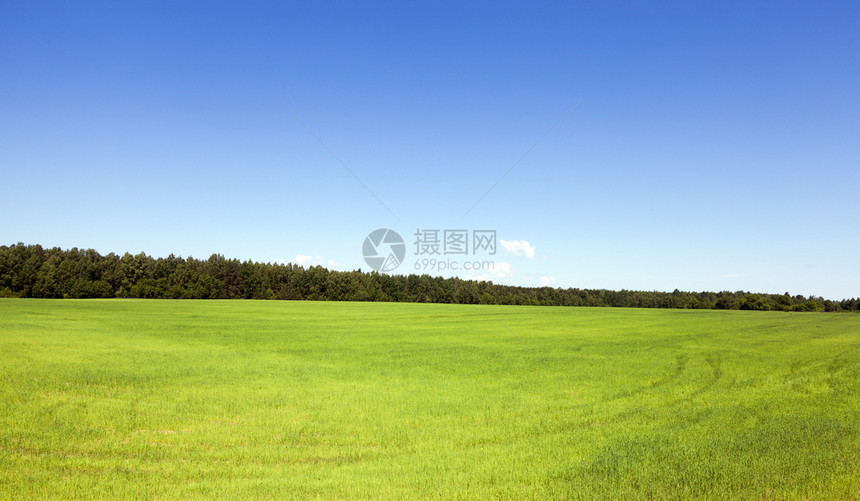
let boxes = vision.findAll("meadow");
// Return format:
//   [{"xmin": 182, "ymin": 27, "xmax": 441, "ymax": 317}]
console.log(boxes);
[{"xmin": 0, "ymin": 299, "xmax": 857, "ymax": 499}]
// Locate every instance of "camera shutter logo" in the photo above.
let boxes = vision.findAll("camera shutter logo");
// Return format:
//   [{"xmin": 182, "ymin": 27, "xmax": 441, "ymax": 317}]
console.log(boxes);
[{"xmin": 363, "ymin": 229, "xmax": 406, "ymax": 272}]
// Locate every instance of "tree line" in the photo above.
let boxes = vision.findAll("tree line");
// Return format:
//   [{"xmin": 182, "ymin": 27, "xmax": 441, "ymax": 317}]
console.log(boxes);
[{"xmin": 0, "ymin": 243, "xmax": 856, "ymax": 312}]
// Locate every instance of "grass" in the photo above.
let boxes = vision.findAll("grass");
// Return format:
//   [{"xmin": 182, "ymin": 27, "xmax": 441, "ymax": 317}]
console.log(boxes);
[{"xmin": 0, "ymin": 299, "xmax": 858, "ymax": 499}]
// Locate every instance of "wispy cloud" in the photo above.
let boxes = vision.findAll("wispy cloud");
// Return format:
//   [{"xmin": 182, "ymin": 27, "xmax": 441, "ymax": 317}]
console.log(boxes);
[{"xmin": 500, "ymin": 240, "xmax": 536, "ymax": 259}]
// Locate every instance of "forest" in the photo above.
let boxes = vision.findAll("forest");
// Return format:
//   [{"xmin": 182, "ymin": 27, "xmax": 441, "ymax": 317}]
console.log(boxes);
[{"xmin": 1, "ymin": 243, "xmax": 856, "ymax": 312}]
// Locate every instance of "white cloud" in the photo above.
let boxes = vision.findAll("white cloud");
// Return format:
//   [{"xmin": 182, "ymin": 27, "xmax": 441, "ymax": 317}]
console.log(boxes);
[
  {"xmin": 284, "ymin": 254, "xmax": 339, "ymax": 269},
  {"xmin": 294, "ymin": 254, "xmax": 314, "ymax": 266},
  {"xmin": 465, "ymin": 261, "xmax": 513, "ymax": 282},
  {"xmin": 500, "ymin": 240, "xmax": 536, "ymax": 259},
  {"xmin": 539, "ymin": 276, "xmax": 557, "ymax": 287}
]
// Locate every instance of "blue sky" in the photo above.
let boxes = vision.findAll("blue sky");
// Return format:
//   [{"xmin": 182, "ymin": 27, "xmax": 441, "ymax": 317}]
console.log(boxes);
[{"xmin": 2, "ymin": 1, "xmax": 858, "ymax": 299}]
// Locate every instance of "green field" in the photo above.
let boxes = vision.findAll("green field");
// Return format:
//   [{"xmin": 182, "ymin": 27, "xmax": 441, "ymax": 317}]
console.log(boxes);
[{"xmin": 0, "ymin": 299, "xmax": 857, "ymax": 499}]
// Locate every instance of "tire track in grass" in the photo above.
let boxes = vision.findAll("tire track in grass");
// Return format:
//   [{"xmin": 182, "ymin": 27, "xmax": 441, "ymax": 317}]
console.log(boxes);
[
  {"xmin": 604, "ymin": 351, "xmax": 692, "ymax": 405},
  {"xmin": 684, "ymin": 353, "xmax": 723, "ymax": 400},
  {"xmin": 783, "ymin": 356, "xmax": 824, "ymax": 394},
  {"xmin": 609, "ymin": 351, "xmax": 727, "ymax": 412},
  {"xmin": 648, "ymin": 353, "xmax": 689, "ymax": 389},
  {"xmin": 824, "ymin": 346, "xmax": 860, "ymax": 394}
]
